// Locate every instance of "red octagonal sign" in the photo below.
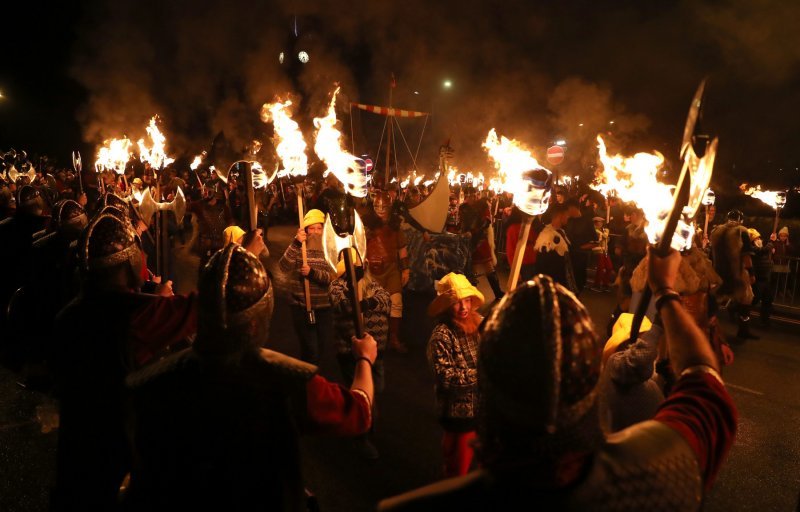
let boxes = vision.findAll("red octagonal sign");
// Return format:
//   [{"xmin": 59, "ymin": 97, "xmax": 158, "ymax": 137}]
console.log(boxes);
[{"xmin": 546, "ymin": 145, "xmax": 565, "ymax": 165}]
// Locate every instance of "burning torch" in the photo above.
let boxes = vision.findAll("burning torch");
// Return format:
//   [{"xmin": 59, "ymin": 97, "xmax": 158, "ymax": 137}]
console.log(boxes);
[
  {"xmin": 136, "ymin": 116, "xmax": 179, "ymax": 277},
  {"xmin": 261, "ymin": 97, "xmax": 316, "ymax": 324},
  {"xmin": 627, "ymin": 79, "xmax": 718, "ymax": 343},
  {"xmin": 483, "ymin": 128, "xmax": 553, "ymax": 291},
  {"xmin": 314, "ymin": 86, "xmax": 369, "ymax": 336},
  {"xmin": 741, "ymin": 184, "xmax": 788, "ymax": 236}
]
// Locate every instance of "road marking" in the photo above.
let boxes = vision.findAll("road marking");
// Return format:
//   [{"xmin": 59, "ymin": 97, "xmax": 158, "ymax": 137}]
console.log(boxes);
[{"xmin": 726, "ymin": 383, "xmax": 765, "ymax": 396}]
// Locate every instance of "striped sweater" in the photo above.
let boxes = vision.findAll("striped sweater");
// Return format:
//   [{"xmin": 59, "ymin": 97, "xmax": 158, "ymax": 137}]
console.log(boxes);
[{"xmin": 279, "ymin": 239, "xmax": 334, "ymax": 309}]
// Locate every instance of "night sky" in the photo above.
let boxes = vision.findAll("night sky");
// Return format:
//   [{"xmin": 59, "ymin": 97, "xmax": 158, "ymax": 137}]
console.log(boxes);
[{"xmin": 1, "ymin": 0, "xmax": 799, "ymax": 197}]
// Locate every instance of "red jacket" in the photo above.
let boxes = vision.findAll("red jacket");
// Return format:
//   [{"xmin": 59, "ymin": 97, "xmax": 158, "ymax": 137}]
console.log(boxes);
[{"xmin": 505, "ymin": 222, "xmax": 538, "ymax": 267}]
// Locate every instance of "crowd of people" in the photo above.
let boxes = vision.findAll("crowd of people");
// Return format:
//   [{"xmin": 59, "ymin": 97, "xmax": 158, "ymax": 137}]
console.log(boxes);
[{"xmin": 0, "ymin": 147, "xmax": 795, "ymax": 510}]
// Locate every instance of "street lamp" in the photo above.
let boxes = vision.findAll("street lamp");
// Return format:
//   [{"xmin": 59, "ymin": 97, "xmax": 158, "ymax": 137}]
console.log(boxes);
[{"xmin": 443, "ymin": 80, "xmax": 452, "ymax": 89}]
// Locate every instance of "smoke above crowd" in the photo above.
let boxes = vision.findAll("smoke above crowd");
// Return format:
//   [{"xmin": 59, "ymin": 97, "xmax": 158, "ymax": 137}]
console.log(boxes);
[{"xmin": 66, "ymin": 0, "xmax": 800, "ymax": 181}]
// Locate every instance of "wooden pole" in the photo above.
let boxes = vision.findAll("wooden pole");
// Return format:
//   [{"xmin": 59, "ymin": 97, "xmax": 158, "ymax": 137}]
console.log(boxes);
[
  {"xmin": 297, "ymin": 192, "xmax": 316, "ymax": 324},
  {"xmin": 507, "ymin": 215, "xmax": 532, "ymax": 291},
  {"xmin": 773, "ymin": 207, "xmax": 781, "ymax": 235},
  {"xmin": 344, "ymin": 246, "xmax": 365, "ymax": 338},
  {"xmin": 384, "ymin": 82, "xmax": 393, "ymax": 187}
]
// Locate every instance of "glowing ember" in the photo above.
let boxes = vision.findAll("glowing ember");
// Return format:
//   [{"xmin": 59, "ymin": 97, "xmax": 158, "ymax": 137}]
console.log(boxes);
[
  {"xmin": 414, "ymin": 175, "xmax": 424, "ymax": 186},
  {"xmin": 95, "ymin": 137, "xmax": 134, "ymax": 175},
  {"xmin": 261, "ymin": 98, "xmax": 308, "ymax": 178},
  {"xmin": 137, "ymin": 116, "xmax": 175, "ymax": 171},
  {"xmin": 483, "ymin": 128, "xmax": 551, "ymax": 216},
  {"xmin": 740, "ymin": 184, "xmax": 787, "ymax": 210},
  {"xmin": 313, "ymin": 87, "xmax": 366, "ymax": 197}
]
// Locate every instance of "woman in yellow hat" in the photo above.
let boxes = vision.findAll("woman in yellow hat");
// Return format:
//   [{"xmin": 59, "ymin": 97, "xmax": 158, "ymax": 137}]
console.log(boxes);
[
  {"xmin": 278, "ymin": 209, "xmax": 335, "ymax": 364},
  {"xmin": 426, "ymin": 272, "xmax": 484, "ymax": 477}
]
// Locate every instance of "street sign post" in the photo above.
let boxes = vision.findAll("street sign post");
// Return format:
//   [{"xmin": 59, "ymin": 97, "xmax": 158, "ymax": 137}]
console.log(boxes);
[{"xmin": 546, "ymin": 145, "xmax": 565, "ymax": 165}]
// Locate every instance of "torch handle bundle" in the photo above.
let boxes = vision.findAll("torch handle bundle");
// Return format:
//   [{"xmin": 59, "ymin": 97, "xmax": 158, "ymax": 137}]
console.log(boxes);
[
  {"xmin": 297, "ymin": 192, "xmax": 316, "ymax": 324},
  {"xmin": 507, "ymin": 216, "xmax": 533, "ymax": 291}
]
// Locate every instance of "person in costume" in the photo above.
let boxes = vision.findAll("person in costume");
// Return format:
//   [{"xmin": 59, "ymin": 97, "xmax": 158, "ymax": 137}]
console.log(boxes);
[
  {"xmin": 533, "ymin": 202, "xmax": 578, "ymax": 293},
  {"xmin": 329, "ymin": 248, "xmax": 391, "ymax": 459},
  {"xmin": 364, "ymin": 191, "xmax": 411, "ymax": 353},
  {"xmin": 51, "ymin": 212, "xmax": 197, "ymax": 510},
  {"xmin": 710, "ymin": 210, "xmax": 757, "ymax": 340},
  {"xmin": 380, "ymin": 248, "xmax": 737, "ymax": 511},
  {"xmin": 126, "ymin": 244, "xmax": 376, "ymax": 510},
  {"xmin": 426, "ymin": 273, "xmax": 484, "ymax": 477},
  {"xmin": 459, "ymin": 186, "xmax": 504, "ymax": 301},
  {"xmin": 279, "ymin": 208, "xmax": 335, "ymax": 364}
]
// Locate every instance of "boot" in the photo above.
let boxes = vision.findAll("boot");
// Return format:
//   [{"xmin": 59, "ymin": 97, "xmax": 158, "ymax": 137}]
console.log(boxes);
[
  {"xmin": 388, "ymin": 317, "xmax": 408, "ymax": 353},
  {"xmin": 736, "ymin": 316, "xmax": 760, "ymax": 340},
  {"xmin": 486, "ymin": 271, "xmax": 505, "ymax": 301}
]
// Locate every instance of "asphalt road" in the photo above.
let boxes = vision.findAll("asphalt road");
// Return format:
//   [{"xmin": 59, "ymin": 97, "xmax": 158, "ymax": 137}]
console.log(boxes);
[{"xmin": 0, "ymin": 223, "xmax": 798, "ymax": 511}]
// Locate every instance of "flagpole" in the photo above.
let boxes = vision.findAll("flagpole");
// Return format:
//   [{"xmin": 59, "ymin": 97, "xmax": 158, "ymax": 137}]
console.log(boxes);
[{"xmin": 385, "ymin": 74, "xmax": 394, "ymax": 187}]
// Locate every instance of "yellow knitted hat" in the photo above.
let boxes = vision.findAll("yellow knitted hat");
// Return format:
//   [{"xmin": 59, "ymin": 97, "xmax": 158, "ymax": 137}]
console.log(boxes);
[{"xmin": 302, "ymin": 209, "xmax": 325, "ymax": 228}]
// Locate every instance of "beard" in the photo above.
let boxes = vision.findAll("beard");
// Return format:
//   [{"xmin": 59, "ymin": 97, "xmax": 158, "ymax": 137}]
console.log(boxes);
[
  {"xmin": 306, "ymin": 232, "xmax": 323, "ymax": 251},
  {"xmin": 453, "ymin": 311, "xmax": 482, "ymax": 335}
]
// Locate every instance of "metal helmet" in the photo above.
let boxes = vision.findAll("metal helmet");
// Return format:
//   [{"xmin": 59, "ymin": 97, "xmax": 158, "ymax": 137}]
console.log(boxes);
[
  {"xmin": 194, "ymin": 244, "xmax": 274, "ymax": 355},
  {"xmin": 51, "ymin": 199, "xmax": 88, "ymax": 234},
  {"xmin": 478, "ymin": 275, "xmax": 603, "ymax": 465},
  {"xmin": 15, "ymin": 185, "xmax": 43, "ymax": 215},
  {"xmin": 103, "ymin": 193, "xmax": 131, "ymax": 217},
  {"xmin": 726, "ymin": 209, "xmax": 744, "ymax": 223},
  {"xmin": 80, "ymin": 213, "xmax": 141, "ymax": 275}
]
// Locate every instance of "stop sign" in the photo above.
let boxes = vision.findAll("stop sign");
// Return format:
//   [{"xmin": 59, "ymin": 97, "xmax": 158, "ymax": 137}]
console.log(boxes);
[
  {"xmin": 364, "ymin": 158, "xmax": 373, "ymax": 172},
  {"xmin": 546, "ymin": 145, "xmax": 565, "ymax": 165}
]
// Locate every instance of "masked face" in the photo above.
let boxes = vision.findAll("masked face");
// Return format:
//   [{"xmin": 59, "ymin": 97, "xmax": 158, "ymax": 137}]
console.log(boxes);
[{"xmin": 374, "ymin": 195, "xmax": 391, "ymax": 220}]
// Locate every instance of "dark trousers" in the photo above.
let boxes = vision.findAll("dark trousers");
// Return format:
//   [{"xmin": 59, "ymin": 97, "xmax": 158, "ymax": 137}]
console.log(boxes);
[
  {"xmin": 291, "ymin": 306, "xmax": 333, "ymax": 365},
  {"xmin": 752, "ymin": 275, "xmax": 774, "ymax": 320}
]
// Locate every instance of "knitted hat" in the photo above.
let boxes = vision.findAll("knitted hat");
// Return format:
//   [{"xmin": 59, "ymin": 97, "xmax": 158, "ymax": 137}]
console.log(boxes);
[
  {"xmin": 427, "ymin": 272, "xmax": 484, "ymax": 317},
  {"xmin": 779, "ymin": 226, "xmax": 789, "ymax": 236},
  {"xmin": 223, "ymin": 225, "xmax": 246, "ymax": 246},
  {"xmin": 302, "ymin": 209, "xmax": 325, "ymax": 228},
  {"xmin": 747, "ymin": 228, "xmax": 761, "ymax": 242}
]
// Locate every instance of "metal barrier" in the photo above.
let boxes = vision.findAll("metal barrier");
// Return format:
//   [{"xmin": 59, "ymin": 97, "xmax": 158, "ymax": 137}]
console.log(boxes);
[
  {"xmin": 773, "ymin": 256, "xmax": 799, "ymax": 308},
  {"xmin": 492, "ymin": 218, "xmax": 508, "ymax": 270}
]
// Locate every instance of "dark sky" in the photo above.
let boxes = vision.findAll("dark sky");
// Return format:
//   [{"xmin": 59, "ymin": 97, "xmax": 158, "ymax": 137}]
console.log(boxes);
[{"xmin": 1, "ymin": 0, "xmax": 799, "ymax": 194}]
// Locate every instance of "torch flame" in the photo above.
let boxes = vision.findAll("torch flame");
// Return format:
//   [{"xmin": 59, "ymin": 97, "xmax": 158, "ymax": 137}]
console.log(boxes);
[
  {"xmin": 740, "ymin": 184, "xmax": 787, "ymax": 210},
  {"xmin": 190, "ymin": 153, "xmax": 205, "ymax": 171},
  {"xmin": 261, "ymin": 98, "xmax": 308, "ymax": 178},
  {"xmin": 137, "ymin": 116, "xmax": 175, "ymax": 171},
  {"xmin": 313, "ymin": 87, "xmax": 366, "ymax": 197},
  {"xmin": 447, "ymin": 168, "xmax": 457, "ymax": 185},
  {"xmin": 95, "ymin": 137, "xmax": 134, "ymax": 175},
  {"xmin": 594, "ymin": 135, "xmax": 693, "ymax": 249},
  {"xmin": 483, "ymin": 128, "xmax": 551, "ymax": 216}
]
